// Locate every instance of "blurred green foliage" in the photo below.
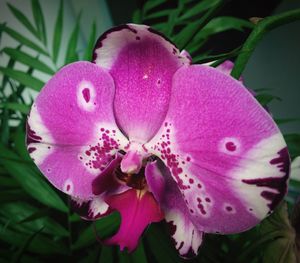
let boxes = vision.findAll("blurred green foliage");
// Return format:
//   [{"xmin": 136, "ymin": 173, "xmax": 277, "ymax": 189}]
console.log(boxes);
[{"xmin": 0, "ymin": 0, "xmax": 299, "ymax": 262}]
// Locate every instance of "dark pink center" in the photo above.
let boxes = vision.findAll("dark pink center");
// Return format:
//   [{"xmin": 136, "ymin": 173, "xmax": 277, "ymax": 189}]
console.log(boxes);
[
  {"xmin": 225, "ymin": 141, "xmax": 236, "ymax": 151},
  {"xmin": 82, "ymin": 88, "xmax": 90, "ymax": 103}
]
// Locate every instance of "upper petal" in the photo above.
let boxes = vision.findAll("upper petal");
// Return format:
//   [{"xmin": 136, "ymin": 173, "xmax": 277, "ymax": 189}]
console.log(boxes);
[
  {"xmin": 27, "ymin": 62, "xmax": 128, "ymax": 198},
  {"xmin": 93, "ymin": 24, "xmax": 190, "ymax": 142},
  {"xmin": 146, "ymin": 65, "xmax": 290, "ymax": 234}
]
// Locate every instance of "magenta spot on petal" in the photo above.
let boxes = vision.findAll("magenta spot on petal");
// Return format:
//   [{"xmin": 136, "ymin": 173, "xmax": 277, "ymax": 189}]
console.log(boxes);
[
  {"xmin": 136, "ymin": 36, "xmax": 140, "ymax": 40},
  {"xmin": 85, "ymin": 151, "xmax": 91, "ymax": 156},
  {"xmin": 226, "ymin": 206, "xmax": 233, "ymax": 212},
  {"xmin": 66, "ymin": 184, "xmax": 71, "ymax": 191},
  {"xmin": 197, "ymin": 183, "xmax": 202, "ymax": 189},
  {"xmin": 100, "ymin": 128, "xmax": 105, "ymax": 132},
  {"xmin": 186, "ymin": 156, "xmax": 191, "ymax": 162},
  {"xmin": 205, "ymin": 197, "xmax": 211, "ymax": 203},
  {"xmin": 164, "ymin": 122, "xmax": 168, "ymax": 127},
  {"xmin": 82, "ymin": 88, "xmax": 90, "ymax": 103},
  {"xmin": 189, "ymin": 178, "xmax": 194, "ymax": 184},
  {"xmin": 225, "ymin": 141, "xmax": 236, "ymax": 151},
  {"xmin": 28, "ymin": 147, "xmax": 36, "ymax": 154},
  {"xmin": 190, "ymin": 209, "xmax": 194, "ymax": 213}
]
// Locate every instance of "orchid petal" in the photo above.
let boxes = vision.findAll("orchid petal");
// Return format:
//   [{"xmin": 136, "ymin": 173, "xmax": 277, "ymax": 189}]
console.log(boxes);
[
  {"xmin": 104, "ymin": 189, "xmax": 164, "ymax": 252},
  {"xmin": 93, "ymin": 24, "xmax": 190, "ymax": 142},
  {"xmin": 27, "ymin": 62, "xmax": 128, "ymax": 198},
  {"xmin": 71, "ymin": 195, "xmax": 112, "ymax": 220},
  {"xmin": 146, "ymin": 65, "xmax": 290, "ymax": 234},
  {"xmin": 145, "ymin": 161, "xmax": 203, "ymax": 258},
  {"xmin": 92, "ymin": 153, "xmax": 122, "ymax": 195}
]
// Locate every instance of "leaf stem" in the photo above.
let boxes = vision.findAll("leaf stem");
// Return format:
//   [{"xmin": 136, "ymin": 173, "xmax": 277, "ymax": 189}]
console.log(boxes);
[{"xmin": 231, "ymin": 8, "xmax": 300, "ymax": 79}]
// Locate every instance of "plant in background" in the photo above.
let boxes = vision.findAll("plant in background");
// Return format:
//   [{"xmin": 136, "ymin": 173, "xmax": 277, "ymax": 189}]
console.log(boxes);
[{"xmin": 0, "ymin": 1, "xmax": 300, "ymax": 262}]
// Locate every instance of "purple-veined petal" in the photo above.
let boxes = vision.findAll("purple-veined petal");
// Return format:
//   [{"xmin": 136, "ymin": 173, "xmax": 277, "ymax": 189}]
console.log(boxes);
[
  {"xmin": 145, "ymin": 161, "xmax": 203, "ymax": 258},
  {"xmin": 104, "ymin": 189, "xmax": 164, "ymax": 252},
  {"xmin": 146, "ymin": 65, "xmax": 290, "ymax": 234},
  {"xmin": 27, "ymin": 62, "xmax": 128, "ymax": 198},
  {"xmin": 93, "ymin": 24, "xmax": 190, "ymax": 142}
]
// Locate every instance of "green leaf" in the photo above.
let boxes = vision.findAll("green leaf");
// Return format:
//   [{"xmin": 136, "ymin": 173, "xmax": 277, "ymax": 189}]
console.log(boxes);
[
  {"xmin": 2, "ymin": 26, "xmax": 48, "ymax": 55},
  {"xmin": 72, "ymin": 212, "xmax": 120, "ymax": 250},
  {"xmin": 84, "ymin": 21, "xmax": 96, "ymax": 61},
  {"xmin": 192, "ymin": 16, "xmax": 254, "ymax": 43},
  {"xmin": 284, "ymin": 134, "xmax": 300, "ymax": 159},
  {"xmin": 52, "ymin": 0, "xmax": 63, "ymax": 64},
  {"xmin": 130, "ymin": 241, "xmax": 147, "ymax": 263},
  {"xmin": 144, "ymin": 9, "xmax": 173, "ymax": 20},
  {"xmin": 165, "ymin": 2, "xmax": 184, "ymax": 37},
  {"xmin": 145, "ymin": 224, "xmax": 181, "ymax": 263},
  {"xmin": 179, "ymin": 0, "xmax": 219, "ymax": 20},
  {"xmin": 0, "ymin": 176, "xmax": 19, "ymax": 188},
  {"xmin": 0, "ymin": 108, "xmax": 9, "ymax": 145},
  {"xmin": 143, "ymin": 0, "xmax": 166, "ymax": 15},
  {"xmin": 132, "ymin": 9, "xmax": 142, "ymax": 24},
  {"xmin": 0, "ymin": 67, "xmax": 44, "ymax": 91},
  {"xmin": 99, "ymin": 246, "xmax": 114, "ymax": 263},
  {"xmin": 0, "ymin": 189, "xmax": 29, "ymax": 203},
  {"xmin": 78, "ymin": 248, "xmax": 100, "ymax": 263},
  {"xmin": 7, "ymin": 3, "xmax": 39, "ymax": 39},
  {"xmin": 173, "ymin": 0, "xmax": 224, "ymax": 49},
  {"xmin": 1, "ymin": 45, "xmax": 20, "ymax": 89},
  {"xmin": 65, "ymin": 14, "xmax": 81, "ymax": 64},
  {"xmin": 118, "ymin": 251, "xmax": 131, "ymax": 263},
  {"xmin": 231, "ymin": 8, "xmax": 300, "ymax": 79},
  {"xmin": 255, "ymin": 93, "xmax": 281, "ymax": 106},
  {"xmin": 275, "ymin": 118, "xmax": 300, "ymax": 125},
  {"xmin": 260, "ymin": 203, "xmax": 297, "ymax": 263},
  {"xmin": 11, "ymin": 227, "xmax": 44, "ymax": 263},
  {"xmin": 0, "ymin": 102, "xmax": 29, "ymax": 114},
  {"xmin": 0, "ymin": 227, "xmax": 68, "ymax": 255},
  {"xmin": 3, "ymin": 48, "xmax": 55, "ymax": 75},
  {"xmin": 31, "ymin": 0, "xmax": 47, "ymax": 44},
  {"xmin": 13, "ymin": 125, "xmax": 31, "ymax": 161},
  {"xmin": 0, "ymin": 202, "xmax": 69, "ymax": 237},
  {"xmin": 0, "ymin": 144, "xmax": 68, "ymax": 213}
]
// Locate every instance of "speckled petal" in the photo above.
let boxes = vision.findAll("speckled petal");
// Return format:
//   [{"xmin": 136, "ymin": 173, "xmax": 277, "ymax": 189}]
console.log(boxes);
[
  {"xmin": 93, "ymin": 24, "xmax": 190, "ymax": 142},
  {"xmin": 26, "ymin": 62, "xmax": 128, "ymax": 199},
  {"xmin": 146, "ymin": 65, "xmax": 290, "ymax": 234},
  {"xmin": 145, "ymin": 161, "xmax": 203, "ymax": 258}
]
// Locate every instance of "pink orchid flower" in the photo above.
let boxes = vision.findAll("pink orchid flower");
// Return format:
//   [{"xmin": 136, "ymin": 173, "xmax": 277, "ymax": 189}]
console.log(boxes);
[{"xmin": 26, "ymin": 24, "xmax": 290, "ymax": 258}]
